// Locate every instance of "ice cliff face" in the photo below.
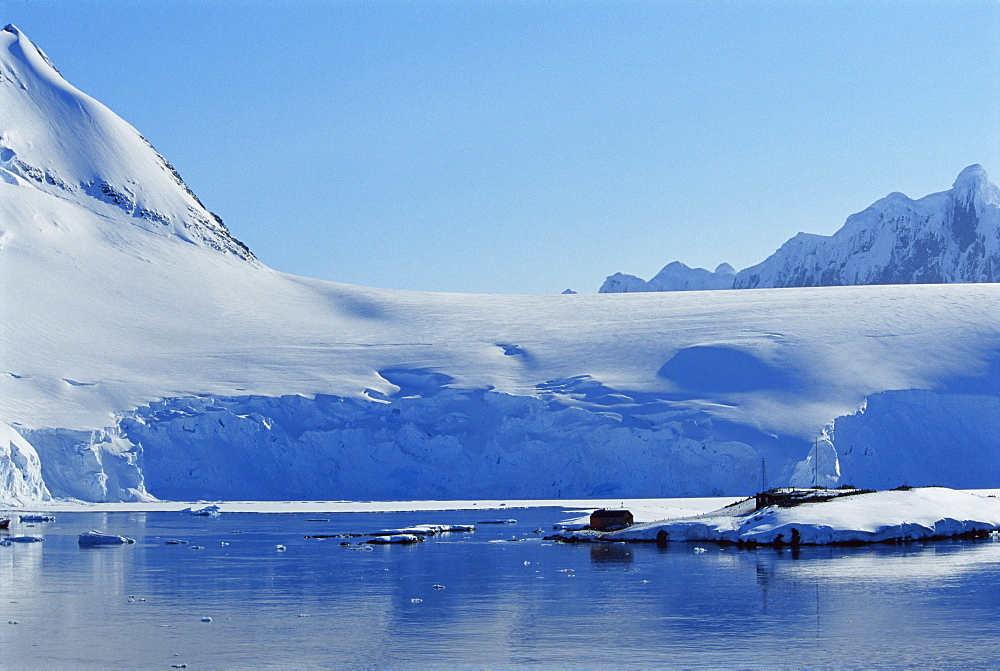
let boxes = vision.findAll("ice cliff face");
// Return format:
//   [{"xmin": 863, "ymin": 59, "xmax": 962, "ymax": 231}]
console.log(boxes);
[
  {"xmin": 119, "ymin": 389, "xmax": 766, "ymax": 500},
  {"xmin": 601, "ymin": 165, "xmax": 1000, "ymax": 292},
  {"xmin": 0, "ymin": 423, "xmax": 48, "ymax": 504}
]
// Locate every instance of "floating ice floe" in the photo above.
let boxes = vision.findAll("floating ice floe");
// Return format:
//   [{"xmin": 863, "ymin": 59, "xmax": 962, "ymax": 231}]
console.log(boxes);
[
  {"xmin": 370, "ymin": 524, "xmax": 475, "ymax": 537},
  {"xmin": 19, "ymin": 515, "xmax": 55, "ymax": 523},
  {"xmin": 181, "ymin": 505, "xmax": 221, "ymax": 517},
  {"xmin": 478, "ymin": 519, "xmax": 517, "ymax": 525},
  {"xmin": 78, "ymin": 530, "xmax": 135, "ymax": 546},
  {"xmin": 549, "ymin": 487, "xmax": 1000, "ymax": 547},
  {"xmin": 2, "ymin": 535, "xmax": 43, "ymax": 544},
  {"xmin": 364, "ymin": 534, "xmax": 424, "ymax": 545},
  {"xmin": 164, "ymin": 539, "xmax": 188, "ymax": 545}
]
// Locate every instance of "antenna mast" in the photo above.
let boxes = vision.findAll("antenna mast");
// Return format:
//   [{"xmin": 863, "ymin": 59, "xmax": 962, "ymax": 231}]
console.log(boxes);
[{"xmin": 813, "ymin": 437, "xmax": 819, "ymax": 488}]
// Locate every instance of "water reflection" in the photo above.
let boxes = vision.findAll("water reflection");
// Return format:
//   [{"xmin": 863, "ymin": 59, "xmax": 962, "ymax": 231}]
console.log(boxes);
[
  {"xmin": 590, "ymin": 543, "xmax": 634, "ymax": 564},
  {"xmin": 1, "ymin": 510, "xmax": 1000, "ymax": 668},
  {"xmin": 762, "ymin": 538, "xmax": 1000, "ymax": 583}
]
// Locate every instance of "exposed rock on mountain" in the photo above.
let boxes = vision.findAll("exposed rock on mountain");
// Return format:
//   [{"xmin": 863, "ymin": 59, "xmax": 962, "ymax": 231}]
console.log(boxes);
[
  {"xmin": 601, "ymin": 165, "xmax": 1000, "ymax": 292},
  {"xmin": 735, "ymin": 165, "xmax": 1000, "ymax": 288}
]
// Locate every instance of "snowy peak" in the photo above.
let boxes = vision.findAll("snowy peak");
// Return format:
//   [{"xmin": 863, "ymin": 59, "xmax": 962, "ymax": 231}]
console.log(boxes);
[
  {"xmin": 598, "ymin": 261, "xmax": 736, "ymax": 293},
  {"xmin": 602, "ymin": 165, "xmax": 1000, "ymax": 292},
  {"xmin": 734, "ymin": 164, "xmax": 1000, "ymax": 288},
  {"xmin": 0, "ymin": 25, "xmax": 253, "ymax": 260},
  {"xmin": 953, "ymin": 164, "xmax": 992, "ymax": 202},
  {"xmin": 3, "ymin": 24, "xmax": 57, "ymax": 73}
]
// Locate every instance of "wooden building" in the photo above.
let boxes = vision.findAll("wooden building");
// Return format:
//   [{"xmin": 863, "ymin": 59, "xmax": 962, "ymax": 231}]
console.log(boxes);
[{"xmin": 589, "ymin": 509, "xmax": 634, "ymax": 531}]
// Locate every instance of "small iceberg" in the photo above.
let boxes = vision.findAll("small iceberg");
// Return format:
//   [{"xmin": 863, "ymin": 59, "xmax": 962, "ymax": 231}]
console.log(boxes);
[
  {"xmin": 2, "ymin": 535, "xmax": 43, "ymax": 544},
  {"xmin": 364, "ymin": 534, "xmax": 425, "ymax": 545},
  {"xmin": 371, "ymin": 524, "xmax": 475, "ymax": 537},
  {"xmin": 19, "ymin": 515, "xmax": 55, "ymax": 523},
  {"xmin": 78, "ymin": 530, "xmax": 136, "ymax": 546},
  {"xmin": 181, "ymin": 505, "xmax": 221, "ymax": 517},
  {"xmin": 478, "ymin": 519, "xmax": 517, "ymax": 525}
]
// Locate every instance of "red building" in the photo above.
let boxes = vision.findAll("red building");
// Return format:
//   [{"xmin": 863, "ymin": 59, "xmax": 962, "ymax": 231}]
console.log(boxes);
[{"xmin": 589, "ymin": 509, "xmax": 634, "ymax": 531}]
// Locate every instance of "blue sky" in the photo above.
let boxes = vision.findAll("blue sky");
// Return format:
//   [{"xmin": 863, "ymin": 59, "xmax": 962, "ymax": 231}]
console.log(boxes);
[{"xmin": 5, "ymin": 1, "xmax": 998, "ymax": 293}]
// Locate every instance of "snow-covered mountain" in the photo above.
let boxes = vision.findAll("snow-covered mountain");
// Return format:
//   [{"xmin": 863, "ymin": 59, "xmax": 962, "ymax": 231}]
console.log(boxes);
[
  {"xmin": 601, "ymin": 164, "xmax": 1000, "ymax": 292},
  {"xmin": 737, "ymin": 165, "xmax": 1000, "ymax": 288},
  {"xmin": 600, "ymin": 262, "xmax": 735, "ymax": 292},
  {"xmin": 2, "ymin": 25, "xmax": 1000, "ymax": 503},
  {"xmin": 0, "ymin": 26, "xmax": 253, "ymax": 261}
]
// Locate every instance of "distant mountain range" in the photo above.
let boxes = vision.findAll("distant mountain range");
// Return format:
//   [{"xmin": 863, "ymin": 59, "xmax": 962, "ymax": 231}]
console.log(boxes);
[{"xmin": 600, "ymin": 164, "xmax": 1000, "ymax": 292}]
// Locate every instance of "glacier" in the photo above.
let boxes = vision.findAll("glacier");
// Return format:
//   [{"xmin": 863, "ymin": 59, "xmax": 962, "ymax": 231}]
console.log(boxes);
[{"xmin": 1, "ymin": 25, "xmax": 1000, "ymax": 503}]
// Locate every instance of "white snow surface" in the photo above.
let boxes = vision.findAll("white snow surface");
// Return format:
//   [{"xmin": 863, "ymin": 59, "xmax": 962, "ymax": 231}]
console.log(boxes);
[
  {"xmin": 0, "ymin": 25, "xmax": 251, "ymax": 260},
  {"xmin": 1, "ymin": 26, "xmax": 1000, "ymax": 502},
  {"xmin": 556, "ymin": 488, "xmax": 1000, "ymax": 545}
]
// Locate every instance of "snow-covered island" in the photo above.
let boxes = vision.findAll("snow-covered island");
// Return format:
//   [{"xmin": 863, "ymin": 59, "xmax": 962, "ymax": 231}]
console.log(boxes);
[{"xmin": 551, "ymin": 487, "xmax": 1000, "ymax": 547}]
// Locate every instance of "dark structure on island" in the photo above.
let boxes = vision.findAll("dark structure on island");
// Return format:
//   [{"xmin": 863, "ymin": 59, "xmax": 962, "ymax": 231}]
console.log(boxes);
[
  {"xmin": 752, "ymin": 486, "xmax": 876, "ymax": 512},
  {"xmin": 589, "ymin": 509, "xmax": 634, "ymax": 531}
]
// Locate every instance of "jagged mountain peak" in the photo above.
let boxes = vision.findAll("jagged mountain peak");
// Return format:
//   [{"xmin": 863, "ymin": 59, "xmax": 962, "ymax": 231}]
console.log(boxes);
[
  {"xmin": 954, "ymin": 163, "xmax": 988, "ymax": 190},
  {"xmin": 601, "ymin": 165, "xmax": 999, "ymax": 292},
  {"xmin": 735, "ymin": 164, "xmax": 1000, "ymax": 288},
  {"xmin": 0, "ymin": 25, "xmax": 254, "ymax": 261},
  {"xmin": 952, "ymin": 163, "xmax": 997, "ymax": 206}
]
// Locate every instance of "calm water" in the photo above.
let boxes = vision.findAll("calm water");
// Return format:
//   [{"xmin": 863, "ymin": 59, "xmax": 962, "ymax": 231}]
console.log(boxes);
[{"xmin": 2, "ymin": 508, "xmax": 1000, "ymax": 668}]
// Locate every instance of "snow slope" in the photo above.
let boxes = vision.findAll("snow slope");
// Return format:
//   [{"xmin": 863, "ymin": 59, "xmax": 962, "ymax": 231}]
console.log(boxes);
[
  {"xmin": 601, "ymin": 164, "xmax": 1000, "ymax": 292},
  {"xmin": 0, "ymin": 26, "xmax": 252, "ymax": 261},
  {"xmin": 2, "ymin": 26, "xmax": 1000, "ymax": 502}
]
